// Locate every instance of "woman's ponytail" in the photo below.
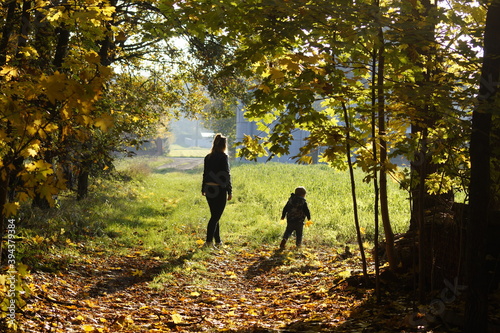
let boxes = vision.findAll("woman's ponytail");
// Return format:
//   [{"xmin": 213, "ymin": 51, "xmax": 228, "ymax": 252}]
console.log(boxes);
[{"xmin": 211, "ymin": 133, "xmax": 227, "ymax": 153}]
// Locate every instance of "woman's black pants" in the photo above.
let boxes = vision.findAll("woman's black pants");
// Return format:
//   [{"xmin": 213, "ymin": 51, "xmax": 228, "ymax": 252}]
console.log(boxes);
[{"xmin": 204, "ymin": 185, "xmax": 227, "ymax": 244}]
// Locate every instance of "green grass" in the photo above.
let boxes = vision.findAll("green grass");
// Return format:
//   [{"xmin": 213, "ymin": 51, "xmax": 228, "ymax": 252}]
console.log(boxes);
[
  {"xmin": 168, "ymin": 144, "xmax": 209, "ymax": 157},
  {"xmin": 111, "ymin": 159, "xmax": 411, "ymax": 255},
  {"xmin": 17, "ymin": 158, "xmax": 411, "ymax": 271}
]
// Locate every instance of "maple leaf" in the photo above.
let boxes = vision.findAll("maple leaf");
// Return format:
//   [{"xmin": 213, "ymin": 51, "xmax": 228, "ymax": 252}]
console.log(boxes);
[
  {"xmin": 38, "ymin": 184, "xmax": 59, "ymax": 202},
  {"xmin": 41, "ymin": 72, "xmax": 68, "ymax": 103},
  {"xmin": 94, "ymin": 114, "xmax": 114, "ymax": 131},
  {"xmin": 171, "ymin": 313, "xmax": 183, "ymax": 324},
  {"xmin": 131, "ymin": 269, "xmax": 143, "ymax": 277},
  {"xmin": 338, "ymin": 270, "xmax": 351, "ymax": 279},
  {"xmin": 25, "ymin": 160, "xmax": 53, "ymax": 173},
  {"xmin": 73, "ymin": 315, "xmax": 85, "ymax": 323},
  {"xmin": 0, "ymin": 66, "xmax": 18, "ymax": 79},
  {"xmin": 305, "ymin": 220, "xmax": 313, "ymax": 227},
  {"xmin": 3, "ymin": 202, "xmax": 20, "ymax": 217},
  {"xmin": 81, "ymin": 324, "xmax": 95, "ymax": 332}
]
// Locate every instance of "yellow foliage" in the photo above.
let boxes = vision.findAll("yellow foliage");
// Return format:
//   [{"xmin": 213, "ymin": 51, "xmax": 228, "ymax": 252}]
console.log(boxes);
[
  {"xmin": 82, "ymin": 324, "xmax": 95, "ymax": 332},
  {"xmin": 94, "ymin": 114, "xmax": 114, "ymax": 131},
  {"xmin": 25, "ymin": 160, "xmax": 53, "ymax": 174},
  {"xmin": 131, "ymin": 269, "xmax": 143, "ymax": 277},
  {"xmin": 2, "ymin": 202, "xmax": 20, "ymax": 217},
  {"xmin": 171, "ymin": 313, "xmax": 183, "ymax": 324},
  {"xmin": 0, "ymin": 66, "xmax": 18, "ymax": 79}
]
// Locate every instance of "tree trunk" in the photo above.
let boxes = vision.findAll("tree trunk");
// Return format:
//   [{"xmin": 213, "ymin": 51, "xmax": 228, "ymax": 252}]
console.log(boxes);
[
  {"xmin": 16, "ymin": 0, "xmax": 31, "ymax": 53},
  {"xmin": 377, "ymin": 31, "xmax": 397, "ymax": 271},
  {"xmin": 156, "ymin": 137, "xmax": 164, "ymax": 155},
  {"xmin": 464, "ymin": 2, "xmax": 500, "ymax": 331},
  {"xmin": 0, "ymin": 0, "xmax": 17, "ymax": 65},
  {"xmin": 342, "ymin": 102, "xmax": 368, "ymax": 279},
  {"xmin": 77, "ymin": 168, "xmax": 89, "ymax": 201},
  {"xmin": 371, "ymin": 46, "xmax": 381, "ymax": 303}
]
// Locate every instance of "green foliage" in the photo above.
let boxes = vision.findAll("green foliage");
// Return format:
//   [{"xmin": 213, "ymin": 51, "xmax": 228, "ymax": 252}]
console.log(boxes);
[{"xmin": 166, "ymin": 0, "xmax": 485, "ymax": 205}]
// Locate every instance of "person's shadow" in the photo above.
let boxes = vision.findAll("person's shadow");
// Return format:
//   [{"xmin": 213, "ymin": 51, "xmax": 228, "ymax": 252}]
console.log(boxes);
[{"xmin": 245, "ymin": 249, "xmax": 286, "ymax": 279}]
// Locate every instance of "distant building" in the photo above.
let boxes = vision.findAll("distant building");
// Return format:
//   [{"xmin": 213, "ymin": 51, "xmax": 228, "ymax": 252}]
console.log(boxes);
[
  {"xmin": 235, "ymin": 104, "xmax": 312, "ymax": 163},
  {"xmin": 171, "ymin": 117, "xmax": 213, "ymax": 148}
]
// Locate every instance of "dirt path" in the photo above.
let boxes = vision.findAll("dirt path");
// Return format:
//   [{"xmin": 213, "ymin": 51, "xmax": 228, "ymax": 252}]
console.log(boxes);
[
  {"xmin": 157, "ymin": 158, "xmax": 204, "ymax": 171},
  {"xmin": 18, "ymin": 245, "xmax": 409, "ymax": 332}
]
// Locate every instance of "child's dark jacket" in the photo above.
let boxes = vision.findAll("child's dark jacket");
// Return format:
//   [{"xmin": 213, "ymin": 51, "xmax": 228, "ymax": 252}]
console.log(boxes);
[{"xmin": 281, "ymin": 193, "xmax": 311, "ymax": 223}]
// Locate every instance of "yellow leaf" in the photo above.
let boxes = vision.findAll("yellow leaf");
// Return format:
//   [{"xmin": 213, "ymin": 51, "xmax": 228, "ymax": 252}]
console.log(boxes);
[
  {"xmin": 360, "ymin": 227, "xmax": 366, "ymax": 235},
  {"xmin": 171, "ymin": 313, "xmax": 183, "ymax": 324},
  {"xmin": 94, "ymin": 115, "xmax": 114, "ymax": 131},
  {"xmin": 279, "ymin": 57, "xmax": 301, "ymax": 72},
  {"xmin": 84, "ymin": 299, "xmax": 98, "ymax": 308},
  {"xmin": 196, "ymin": 239, "xmax": 205, "ymax": 246},
  {"xmin": 258, "ymin": 84, "xmax": 271, "ymax": 94},
  {"xmin": 254, "ymin": 288, "xmax": 262, "ymax": 292},
  {"xmin": 41, "ymin": 72, "xmax": 68, "ymax": 103},
  {"xmin": 305, "ymin": 220, "xmax": 313, "ymax": 227},
  {"xmin": 3, "ymin": 202, "xmax": 19, "ymax": 217},
  {"xmin": 0, "ymin": 66, "xmax": 18, "ymax": 79},
  {"xmin": 82, "ymin": 324, "xmax": 95, "ymax": 332},
  {"xmin": 74, "ymin": 315, "xmax": 85, "ymax": 322},
  {"xmin": 25, "ymin": 160, "xmax": 53, "ymax": 173},
  {"xmin": 66, "ymin": 239, "xmax": 77, "ymax": 246},
  {"xmin": 131, "ymin": 269, "xmax": 143, "ymax": 277},
  {"xmin": 17, "ymin": 264, "xmax": 30, "ymax": 276},
  {"xmin": 225, "ymin": 271, "xmax": 237, "ymax": 278},
  {"xmin": 23, "ymin": 141, "xmax": 40, "ymax": 158},
  {"xmin": 85, "ymin": 51, "xmax": 101, "ymax": 64},
  {"xmin": 338, "ymin": 270, "xmax": 351, "ymax": 279},
  {"xmin": 190, "ymin": 291, "xmax": 200, "ymax": 297},
  {"xmin": 247, "ymin": 309, "xmax": 258, "ymax": 316}
]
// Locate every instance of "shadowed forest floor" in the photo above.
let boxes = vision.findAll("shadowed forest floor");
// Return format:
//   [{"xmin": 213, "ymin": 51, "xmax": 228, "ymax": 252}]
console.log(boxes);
[{"xmin": 18, "ymin": 244, "xmax": 444, "ymax": 333}]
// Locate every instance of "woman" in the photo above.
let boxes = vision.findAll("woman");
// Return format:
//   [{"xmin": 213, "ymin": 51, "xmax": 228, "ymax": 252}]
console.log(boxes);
[{"xmin": 202, "ymin": 134, "xmax": 232, "ymax": 247}]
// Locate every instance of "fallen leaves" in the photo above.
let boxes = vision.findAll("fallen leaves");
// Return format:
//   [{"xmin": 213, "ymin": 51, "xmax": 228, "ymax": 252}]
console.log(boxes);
[{"xmin": 15, "ymin": 245, "xmax": 437, "ymax": 332}]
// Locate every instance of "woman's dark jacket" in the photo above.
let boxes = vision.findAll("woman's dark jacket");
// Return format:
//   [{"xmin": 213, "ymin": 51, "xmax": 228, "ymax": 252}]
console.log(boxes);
[{"xmin": 202, "ymin": 151, "xmax": 232, "ymax": 195}]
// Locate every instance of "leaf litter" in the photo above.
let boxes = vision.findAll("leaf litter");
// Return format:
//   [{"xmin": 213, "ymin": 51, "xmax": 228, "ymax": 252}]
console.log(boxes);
[{"xmin": 18, "ymin": 244, "xmax": 435, "ymax": 332}]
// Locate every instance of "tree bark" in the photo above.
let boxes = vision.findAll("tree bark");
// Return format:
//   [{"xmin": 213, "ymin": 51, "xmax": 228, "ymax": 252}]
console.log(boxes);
[
  {"xmin": 342, "ymin": 102, "xmax": 368, "ymax": 279},
  {"xmin": 0, "ymin": 0, "xmax": 17, "ymax": 65},
  {"xmin": 464, "ymin": 2, "xmax": 500, "ymax": 331},
  {"xmin": 377, "ymin": 31, "xmax": 397, "ymax": 271},
  {"xmin": 77, "ymin": 169, "xmax": 89, "ymax": 201},
  {"xmin": 371, "ymin": 46, "xmax": 381, "ymax": 303}
]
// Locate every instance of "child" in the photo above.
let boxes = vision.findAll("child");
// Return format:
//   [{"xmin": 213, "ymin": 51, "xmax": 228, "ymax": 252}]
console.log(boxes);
[{"xmin": 280, "ymin": 186, "xmax": 311, "ymax": 250}]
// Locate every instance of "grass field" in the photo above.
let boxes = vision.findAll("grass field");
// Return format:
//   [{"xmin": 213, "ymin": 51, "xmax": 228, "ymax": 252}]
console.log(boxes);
[
  {"xmin": 168, "ymin": 144, "xmax": 209, "ymax": 157},
  {"xmin": 18, "ymin": 157, "xmax": 411, "ymax": 269}
]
